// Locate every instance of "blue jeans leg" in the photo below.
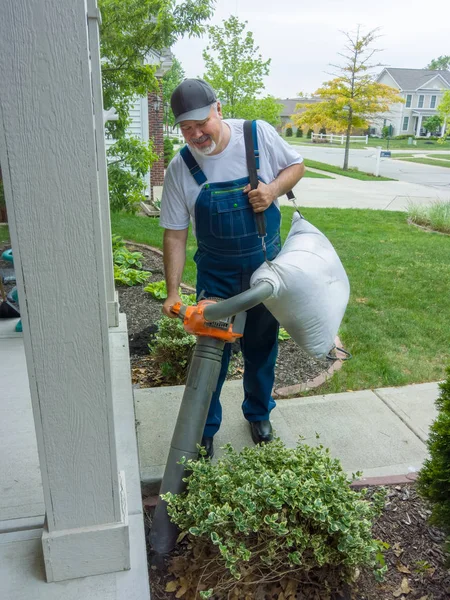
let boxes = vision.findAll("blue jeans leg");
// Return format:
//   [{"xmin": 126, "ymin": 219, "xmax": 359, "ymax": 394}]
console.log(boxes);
[
  {"xmin": 240, "ymin": 302, "xmax": 278, "ymax": 422},
  {"xmin": 203, "ymin": 343, "xmax": 232, "ymax": 438}
]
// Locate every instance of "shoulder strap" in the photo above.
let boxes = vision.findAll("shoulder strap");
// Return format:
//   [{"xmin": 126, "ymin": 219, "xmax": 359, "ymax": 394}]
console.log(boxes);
[
  {"xmin": 243, "ymin": 120, "xmax": 259, "ymax": 191},
  {"xmin": 179, "ymin": 146, "xmax": 207, "ymax": 185},
  {"xmin": 244, "ymin": 120, "xmax": 266, "ymax": 239}
]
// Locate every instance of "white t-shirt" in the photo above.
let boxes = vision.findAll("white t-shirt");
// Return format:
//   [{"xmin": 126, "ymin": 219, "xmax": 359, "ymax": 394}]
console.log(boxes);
[{"xmin": 159, "ymin": 119, "xmax": 303, "ymax": 231}]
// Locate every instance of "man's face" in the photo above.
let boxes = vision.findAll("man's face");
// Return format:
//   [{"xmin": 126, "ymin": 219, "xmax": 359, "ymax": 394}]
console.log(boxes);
[{"xmin": 179, "ymin": 103, "xmax": 224, "ymax": 155}]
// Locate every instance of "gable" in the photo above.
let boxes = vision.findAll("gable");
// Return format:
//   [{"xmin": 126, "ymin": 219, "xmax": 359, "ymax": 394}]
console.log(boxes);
[
  {"xmin": 378, "ymin": 69, "xmax": 400, "ymax": 89},
  {"xmin": 418, "ymin": 74, "xmax": 450, "ymax": 91}
]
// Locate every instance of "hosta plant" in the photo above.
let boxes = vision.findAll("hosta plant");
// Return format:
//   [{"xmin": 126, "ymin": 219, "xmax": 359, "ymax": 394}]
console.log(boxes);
[
  {"xmin": 163, "ymin": 438, "xmax": 386, "ymax": 598},
  {"xmin": 113, "ymin": 264, "xmax": 150, "ymax": 286}
]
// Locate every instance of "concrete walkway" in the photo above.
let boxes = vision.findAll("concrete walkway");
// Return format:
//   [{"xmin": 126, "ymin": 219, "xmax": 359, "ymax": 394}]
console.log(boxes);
[
  {"xmin": 135, "ymin": 379, "xmax": 440, "ymax": 495},
  {"xmin": 286, "ymin": 174, "xmax": 450, "ymax": 212}
]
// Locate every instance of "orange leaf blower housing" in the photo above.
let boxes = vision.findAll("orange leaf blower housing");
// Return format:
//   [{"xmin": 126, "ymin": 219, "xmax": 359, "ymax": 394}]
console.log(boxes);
[{"xmin": 171, "ymin": 300, "xmax": 244, "ymax": 343}]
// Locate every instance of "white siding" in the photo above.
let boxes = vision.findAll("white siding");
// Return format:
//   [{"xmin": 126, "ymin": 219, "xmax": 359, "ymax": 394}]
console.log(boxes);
[{"xmin": 105, "ymin": 96, "xmax": 150, "ymax": 195}]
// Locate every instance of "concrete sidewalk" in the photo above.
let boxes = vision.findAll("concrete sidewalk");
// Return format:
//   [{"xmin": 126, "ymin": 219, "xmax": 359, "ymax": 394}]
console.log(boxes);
[
  {"xmin": 135, "ymin": 379, "xmax": 440, "ymax": 494},
  {"xmin": 285, "ymin": 175, "xmax": 450, "ymax": 212}
]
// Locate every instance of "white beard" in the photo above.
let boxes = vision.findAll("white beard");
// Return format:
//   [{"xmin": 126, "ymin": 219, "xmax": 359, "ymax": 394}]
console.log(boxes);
[{"xmin": 190, "ymin": 136, "xmax": 217, "ymax": 156}]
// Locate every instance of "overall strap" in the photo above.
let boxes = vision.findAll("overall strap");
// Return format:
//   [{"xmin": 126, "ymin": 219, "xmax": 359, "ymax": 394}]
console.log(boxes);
[
  {"xmin": 179, "ymin": 145, "xmax": 207, "ymax": 185},
  {"xmin": 244, "ymin": 120, "xmax": 267, "ymax": 254},
  {"xmin": 252, "ymin": 119, "xmax": 260, "ymax": 169}
]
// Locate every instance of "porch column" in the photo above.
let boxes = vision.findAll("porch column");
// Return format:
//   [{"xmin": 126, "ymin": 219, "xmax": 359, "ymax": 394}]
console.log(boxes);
[
  {"xmin": 87, "ymin": 0, "xmax": 119, "ymax": 327},
  {"xmin": 416, "ymin": 114, "xmax": 423, "ymax": 137},
  {"xmin": 0, "ymin": 0, "xmax": 129, "ymax": 582}
]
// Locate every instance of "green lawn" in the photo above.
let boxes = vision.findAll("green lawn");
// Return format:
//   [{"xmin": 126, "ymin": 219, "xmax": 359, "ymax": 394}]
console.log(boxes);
[
  {"xmin": 395, "ymin": 157, "xmax": 450, "ymax": 168},
  {"xmin": 303, "ymin": 159, "xmax": 395, "ymax": 181},
  {"xmin": 303, "ymin": 169, "xmax": 334, "ymax": 179},
  {"xmin": 0, "ymin": 224, "xmax": 10, "ymax": 245},
  {"xmin": 285, "ymin": 135, "xmax": 450, "ymax": 151},
  {"xmin": 112, "ymin": 208, "xmax": 450, "ymax": 393}
]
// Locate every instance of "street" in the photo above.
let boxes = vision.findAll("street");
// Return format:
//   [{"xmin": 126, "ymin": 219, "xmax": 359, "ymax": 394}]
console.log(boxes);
[{"xmin": 292, "ymin": 144, "xmax": 450, "ymax": 191}]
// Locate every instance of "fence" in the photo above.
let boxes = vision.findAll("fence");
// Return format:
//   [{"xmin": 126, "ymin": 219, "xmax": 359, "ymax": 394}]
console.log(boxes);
[{"xmin": 311, "ymin": 133, "xmax": 369, "ymax": 144}]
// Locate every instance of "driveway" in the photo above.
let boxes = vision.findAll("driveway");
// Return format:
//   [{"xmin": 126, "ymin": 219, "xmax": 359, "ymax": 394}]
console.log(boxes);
[{"xmin": 292, "ymin": 145, "xmax": 450, "ymax": 191}]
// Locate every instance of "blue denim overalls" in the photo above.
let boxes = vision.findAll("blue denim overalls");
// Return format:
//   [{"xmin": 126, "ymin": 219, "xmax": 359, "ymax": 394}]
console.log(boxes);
[{"xmin": 180, "ymin": 121, "xmax": 282, "ymax": 437}]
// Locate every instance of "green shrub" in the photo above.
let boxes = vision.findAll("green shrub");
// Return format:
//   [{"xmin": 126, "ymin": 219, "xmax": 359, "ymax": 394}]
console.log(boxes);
[
  {"xmin": 112, "ymin": 234, "xmax": 125, "ymax": 252},
  {"xmin": 319, "ymin": 127, "xmax": 326, "ymax": 135},
  {"xmin": 144, "ymin": 280, "xmax": 196, "ymax": 305},
  {"xmin": 112, "ymin": 236, "xmax": 150, "ymax": 286},
  {"xmin": 307, "ymin": 128, "xmax": 314, "ymax": 139},
  {"xmin": 149, "ymin": 315, "xmax": 196, "ymax": 383},
  {"xmin": 113, "ymin": 247, "xmax": 144, "ymax": 269},
  {"xmin": 278, "ymin": 327, "xmax": 291, "ymax": 341},
  {"xmin": 144, "ymin": 280, "xmax": 169, "ymax": 299},
  {"xmin": 113, "ymin": 265, "xmax": 150, "ymax": 286},
  {"xmin": 164, "ymin": 137, "xmax": 174, "ymax": 168},
  {"xmin": 296, "ymin": 127, "xmax": 303, "ymax": 138},
  {"xmin": 417, "ymin": 366, "xmax": 450, "ymax": 552},
  {"xmin": 381, "ymin": 126, "xmax": 390, "ymax": 139},
  {"xmin": 107, "ymin": 137, "xmax": 158, "ymax": 213},
  {"xmin": 285, "ymin": 125, "xmax": 293, "ymax": 137},
  {"xmin": 163, "ymin": 439, "xmax": 386, "ymax": 596}
]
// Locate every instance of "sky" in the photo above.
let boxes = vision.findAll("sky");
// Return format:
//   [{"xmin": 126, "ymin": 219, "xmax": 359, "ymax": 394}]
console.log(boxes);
[{"xmin": 172, "ymin": 0, "xmax": 449, "ymax": 99}]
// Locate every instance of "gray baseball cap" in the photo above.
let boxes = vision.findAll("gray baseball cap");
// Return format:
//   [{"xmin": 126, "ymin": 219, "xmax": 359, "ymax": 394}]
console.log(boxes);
[{"xmin": 171, "ymin": 79, "xmax": 217, "ymax": 125}]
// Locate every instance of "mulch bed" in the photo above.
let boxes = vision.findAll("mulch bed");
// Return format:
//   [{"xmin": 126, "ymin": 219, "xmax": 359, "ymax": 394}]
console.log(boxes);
[
  {"xmin": 145, "ymin": 484, "xmax": 450, "ymax": 600},
  {"xmin": 118, "ymin": 243, "xmax": 331, "ymax": 392}
]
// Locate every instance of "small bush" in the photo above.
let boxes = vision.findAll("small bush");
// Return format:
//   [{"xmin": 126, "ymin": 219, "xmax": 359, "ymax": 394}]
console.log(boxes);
[
  {"xmin": 319, "ymin": 127, "xmax": 326, "ymax": 135},
  {"xmin": 112, "ymin": 236, "xmax": 150, "ymax": 286},
  {"xmin": 113, "ymin": 265, "xmax": 150, "ymax": 286},
  {"xmin": 417, "ymin": 366, "xmax": 450, "ymax": 552},
  {"xmin": 407, "ymin": 199, "xmax": 450, "ymax": 234},
  {"xmin": 381, "ymin": 126, "xmax": 390, "ymax": 139},
  {"xmin": 164, "ymin": 439, "xmax": 386, "ymax": 597},
  {"xmin": 149, "ymin": 315, "xmax": 196, "ymax": 383},
  {"xmin": 164, "ymin": 137, "xmax": 174, "ymax": 168},
  {"xmin": 144, "ymin": 280, "xmax": 196, "ymax": 305},
  {"xmin": 278, "ymin": 327, "xmax": 291, "ymax": 341},
  {"xmin": 296, "ymin": 127, "xmax": 303, "ymax": 138},
  {"xmin": 285, "ymin": 125, "xmax": 293, "ymax": 137},
  {"xmin": 307, "ymin": 128, "xmax": 314, "ymax": 139}
]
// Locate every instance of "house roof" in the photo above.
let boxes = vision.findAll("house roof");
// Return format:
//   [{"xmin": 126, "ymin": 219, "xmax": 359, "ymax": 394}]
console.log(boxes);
[
  {"xmin": 277, "ymin": 97, "xmax": 322, "ymax": 117},
  {"xmin": 380, "ymin": 68, "xmax": 450, "ymax": 91}
]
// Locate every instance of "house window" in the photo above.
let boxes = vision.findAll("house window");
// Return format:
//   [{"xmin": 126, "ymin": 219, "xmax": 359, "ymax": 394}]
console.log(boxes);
[
  {"xmin": 402, "ymin": 116, "xmax": 409, "ymax": 131},
  {"xmin": 418, "ymin": 95, "xmax": 424, "ymax": 108},
  {"xmin": 430, "ymin": 95, "xmax": 437, "ymax": 109},
  {"xmin": 405, "ymin": 94, "xmax": 412, "ymax": 108}
]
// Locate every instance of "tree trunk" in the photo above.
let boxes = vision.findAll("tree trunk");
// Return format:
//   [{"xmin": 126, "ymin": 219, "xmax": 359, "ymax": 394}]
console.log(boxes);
[{"xmin": 343, "ymin": 110, "xmax": 353, "ymax": 171}]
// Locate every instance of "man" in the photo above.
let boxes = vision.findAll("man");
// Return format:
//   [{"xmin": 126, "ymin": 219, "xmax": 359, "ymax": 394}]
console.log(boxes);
[{"xmin": 159, "ymin": 79, "xmax": 304, "ymax": 458}]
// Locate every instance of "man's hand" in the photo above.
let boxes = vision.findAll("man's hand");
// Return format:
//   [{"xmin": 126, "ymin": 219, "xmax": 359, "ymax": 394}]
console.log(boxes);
[
  {"xmin": 243, "ymin": 181, "xmax": 276, "ymax": 213},
  {"xmin": 162, "ymin": 293, "xmax": 182, "ymax": 318}
]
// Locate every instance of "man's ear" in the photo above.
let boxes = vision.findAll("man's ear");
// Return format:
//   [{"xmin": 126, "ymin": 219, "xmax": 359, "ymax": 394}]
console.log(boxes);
[{"xmin": 216, "ymin": 100, "xmax": 223, "ymax": 118}]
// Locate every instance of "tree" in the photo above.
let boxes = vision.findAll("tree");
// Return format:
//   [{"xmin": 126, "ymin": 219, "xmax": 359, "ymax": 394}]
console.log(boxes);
[
  {"xmin": 203, "ymin": 15, "xmax": 271, "ymax": 119},
  {"xmin": 438, "ymin": 90, "xmax": 450, "ymax": 142},
  {"xmin": 423, "ymin": 115, "xmax": 443, "ymax": 135},
  {"xmin": 426, "ymin": 56, "xmax": 450, "ymax": 71},
  {"xmin": 292, "ymin": 27, "xmax": 403, "ymax": 170},
  {"xmin": 236, "ymin": 96, "xmax": 284, "ymax": 127},
  {"xmin": 98, "ymin": 0, "xmax": 214, "ymax": 210},
  {"xmin": 162, "ymin": 56, "xmax": 185, "ymax": 131}
]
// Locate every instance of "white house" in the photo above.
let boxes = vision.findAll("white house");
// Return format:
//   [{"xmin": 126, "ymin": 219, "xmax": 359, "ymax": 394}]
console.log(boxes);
[
  {"xmin": 105, "ymin": 48, "xmax": 173, "ymax": 198},
  {"xmin": 372, "ymin": 68, "xmax": 449, "ymax": 137}
]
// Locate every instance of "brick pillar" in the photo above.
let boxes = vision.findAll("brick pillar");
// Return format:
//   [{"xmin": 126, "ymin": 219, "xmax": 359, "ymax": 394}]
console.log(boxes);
[{"xmin": 148, "ymin": 79, "xmax": 165, "ymax": 201}]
